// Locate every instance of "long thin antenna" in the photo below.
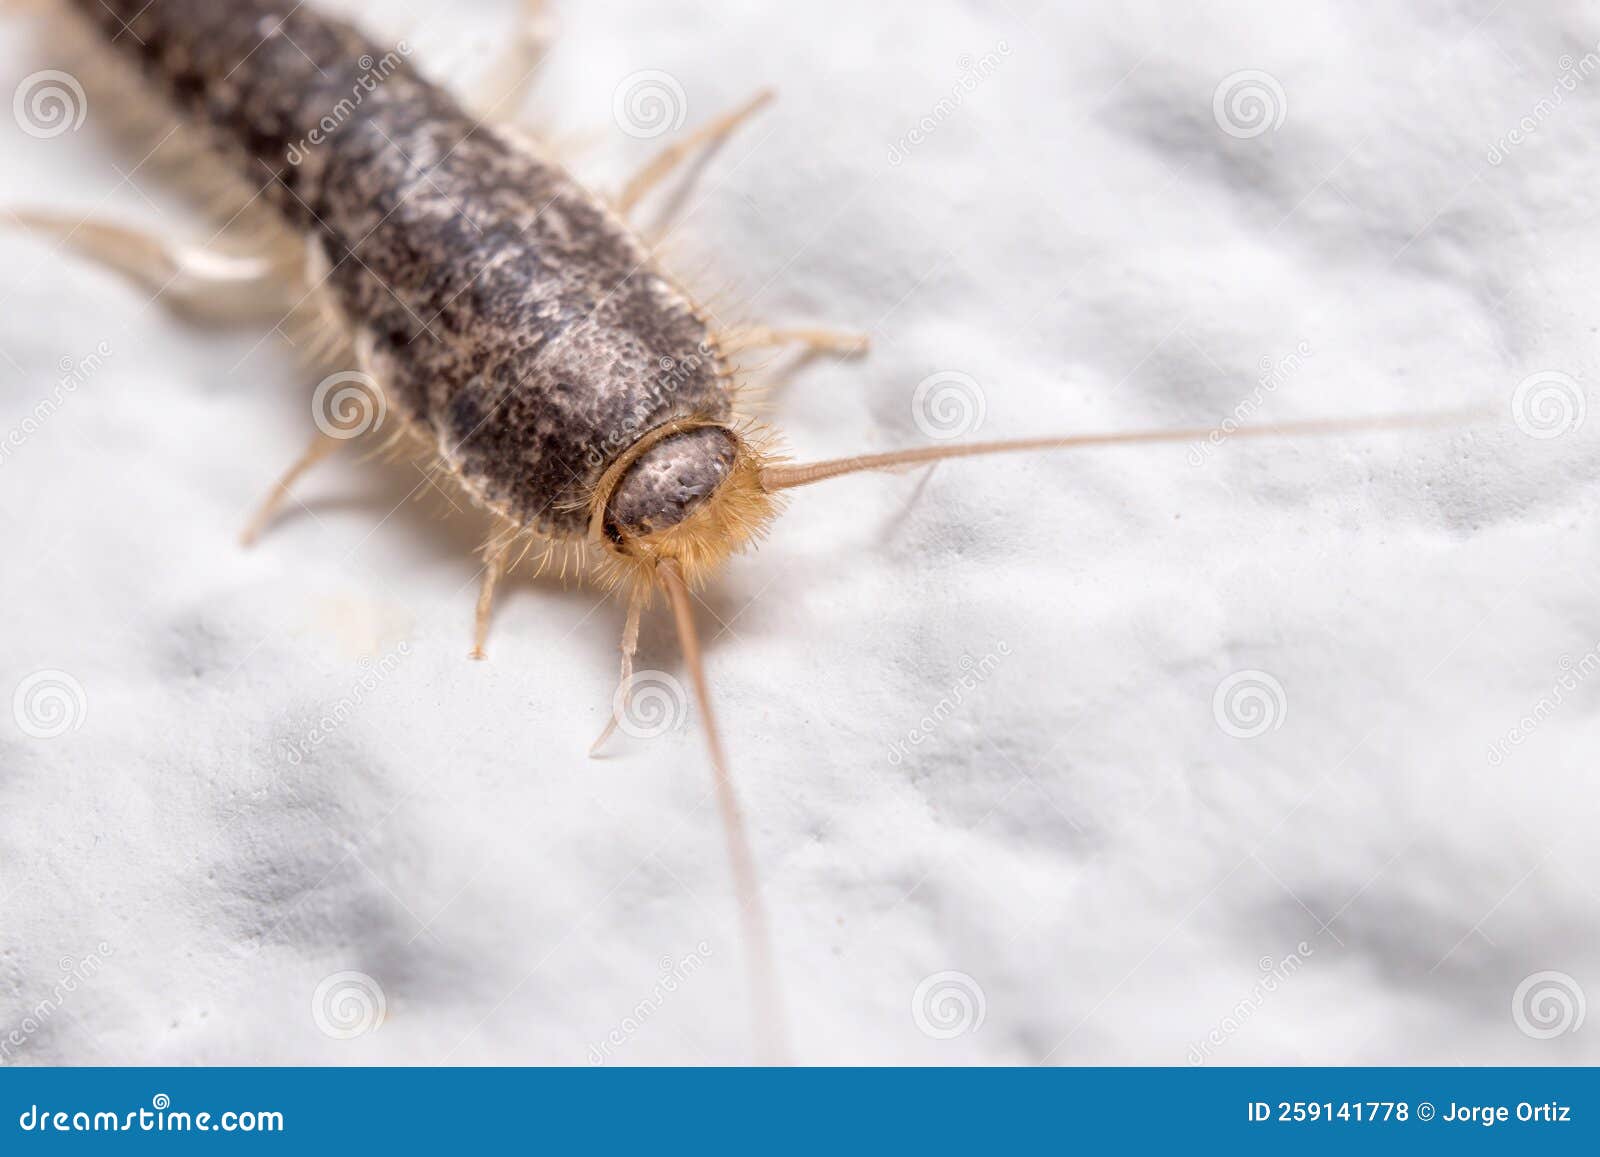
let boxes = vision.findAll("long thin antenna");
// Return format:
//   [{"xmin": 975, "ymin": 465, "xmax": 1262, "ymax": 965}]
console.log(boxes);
[
  {"xmin": 657, "ymin": 559, "xmax": 788, "ymax": 1064},
  {"xmin": 760, "ymin": 407, "xmax": 1487, "ymax": 491}
]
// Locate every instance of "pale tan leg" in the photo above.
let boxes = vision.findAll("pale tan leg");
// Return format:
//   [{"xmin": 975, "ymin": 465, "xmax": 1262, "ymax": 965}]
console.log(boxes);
[
  {"xmin": 617, "ymin": 89, "xmax": 775, "ymax": 215},
  {"xmin": 470, "ymin": 540, "xmax": 513, "ymax": 660},
  {"xmin": 4, "ymin": 209, "xmax": 292, "ymax": 322},
  {"xmin": 718, "ymin": 325, "xmax": 871, "ymax": 357},
  {"xmin": 589, "ymin": 586, "xmax": 647, "ymax": 755},
  {"xmin": 470, "ymin": 0, "xmax": 555, "ymax": 125},
  {"xmin": 239, "ymin": 433, "xmax": 343, "ymax": 547}
]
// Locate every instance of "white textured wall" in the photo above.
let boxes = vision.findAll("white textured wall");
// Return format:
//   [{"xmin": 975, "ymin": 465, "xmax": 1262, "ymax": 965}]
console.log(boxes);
[{"xmin": 0, "ymin": 0, "xmax": 1595, "ymax": 1064}]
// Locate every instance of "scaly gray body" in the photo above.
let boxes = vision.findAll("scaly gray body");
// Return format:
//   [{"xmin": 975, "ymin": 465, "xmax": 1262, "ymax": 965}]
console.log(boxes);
[{"xmin": 72, "ymin": 0, "xmax": 738, "ymax": 539}]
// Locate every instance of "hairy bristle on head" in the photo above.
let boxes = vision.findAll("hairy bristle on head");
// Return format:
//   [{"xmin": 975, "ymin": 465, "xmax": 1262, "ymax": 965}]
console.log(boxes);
[{"xmin": 588, "ymin": 419, "xmax": 785, "ymax": 595}]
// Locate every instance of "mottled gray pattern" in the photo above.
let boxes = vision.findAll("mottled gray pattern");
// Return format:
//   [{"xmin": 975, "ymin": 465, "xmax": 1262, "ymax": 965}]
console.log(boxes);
[{"xmin": 73, "ymin": 0, "xmax": 736, "ymax": 538}]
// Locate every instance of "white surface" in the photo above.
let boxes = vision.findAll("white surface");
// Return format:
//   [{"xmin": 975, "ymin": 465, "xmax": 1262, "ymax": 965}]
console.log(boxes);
[{"xmin": 2, "ymin": 0, "xmax": 1597, "ymax": 1065}]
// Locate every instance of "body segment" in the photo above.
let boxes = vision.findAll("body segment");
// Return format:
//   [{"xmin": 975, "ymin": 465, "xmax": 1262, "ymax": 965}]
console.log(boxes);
[{"xmin": 72, "ymin": 0, "xmax": 736, "ymax": 538}]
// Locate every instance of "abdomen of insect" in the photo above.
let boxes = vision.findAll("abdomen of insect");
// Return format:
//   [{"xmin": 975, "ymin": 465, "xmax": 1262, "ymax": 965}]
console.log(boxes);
[{"xmin": 72, "ymin": 0, "xmax": 751, "ymax": 550}]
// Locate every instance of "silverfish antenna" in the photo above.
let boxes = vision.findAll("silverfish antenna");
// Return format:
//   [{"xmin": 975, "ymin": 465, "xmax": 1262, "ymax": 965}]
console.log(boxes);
[
  {"xmin": 658, "ymin": 558, "xmax": 788, "ymax": 1064},
  {"xmin": 759, "ymin": 407, "xmax": 1489, "ymax": 491}
]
